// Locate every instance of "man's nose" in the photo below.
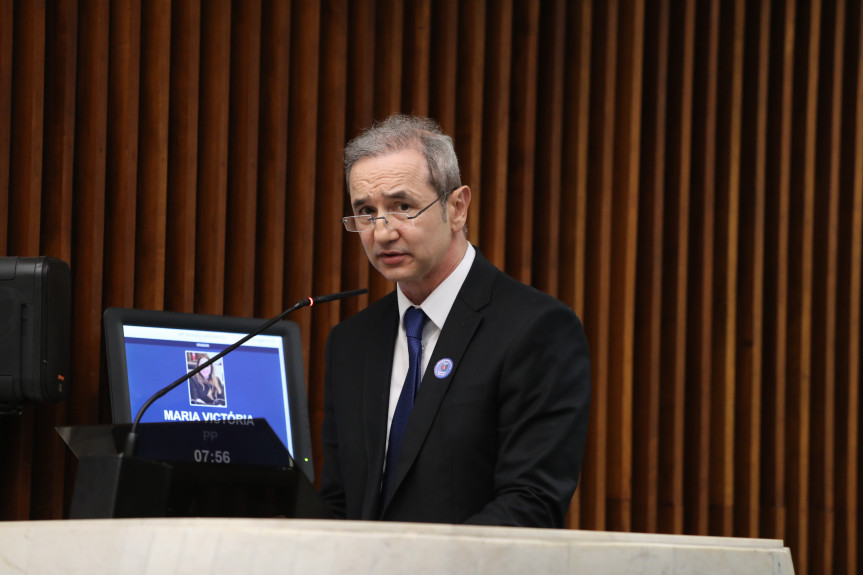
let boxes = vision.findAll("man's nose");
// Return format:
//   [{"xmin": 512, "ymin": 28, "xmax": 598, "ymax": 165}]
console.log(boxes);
[{"xmin": 373, "ymin": 217, "xmax": 398, "ymax": 241}]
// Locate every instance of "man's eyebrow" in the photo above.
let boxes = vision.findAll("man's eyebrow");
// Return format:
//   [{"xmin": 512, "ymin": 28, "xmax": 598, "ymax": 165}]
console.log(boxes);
[{"xmin": 351, "ymin": 190, "xmax": 411, "ymax": 209}]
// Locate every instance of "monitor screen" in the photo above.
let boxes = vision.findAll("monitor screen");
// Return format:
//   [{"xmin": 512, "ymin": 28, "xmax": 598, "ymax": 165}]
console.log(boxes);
[{"xmin": 103, "ymin": 307, "xmax": 314, "ymax": 481}]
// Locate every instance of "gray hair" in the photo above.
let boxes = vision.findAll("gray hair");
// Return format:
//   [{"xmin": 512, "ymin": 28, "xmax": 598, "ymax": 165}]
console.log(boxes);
[{"xmin": 344, "ymin": 115, "xmax": 462, "ymax": 198}]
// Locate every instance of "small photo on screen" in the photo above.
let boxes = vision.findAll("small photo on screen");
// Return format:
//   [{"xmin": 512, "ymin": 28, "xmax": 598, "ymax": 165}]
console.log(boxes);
[{"xmin": 185, "ymin": 351, "xmax": 227, "ymax": 407}]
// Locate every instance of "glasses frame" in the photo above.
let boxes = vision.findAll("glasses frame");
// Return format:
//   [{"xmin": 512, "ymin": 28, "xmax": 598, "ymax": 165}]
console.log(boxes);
[{"xmin": 341, "ymin": 189, "xmax": 455, "ymax": 233}]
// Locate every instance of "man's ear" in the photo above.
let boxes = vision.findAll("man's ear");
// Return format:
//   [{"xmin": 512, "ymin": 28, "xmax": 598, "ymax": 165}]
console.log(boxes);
[{"xmin": 449, "ymin": 185, "xmax": 471, "ymax": 231}]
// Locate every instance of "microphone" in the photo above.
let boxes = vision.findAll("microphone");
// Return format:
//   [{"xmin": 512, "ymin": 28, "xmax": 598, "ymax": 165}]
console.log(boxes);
[
  {"xmin": 307, "ymin": 288, "xmax": 367, "ymax": 305},
  {"xmin": 122, "ymin": 288, "xmax": 367, "ymax": 457}
]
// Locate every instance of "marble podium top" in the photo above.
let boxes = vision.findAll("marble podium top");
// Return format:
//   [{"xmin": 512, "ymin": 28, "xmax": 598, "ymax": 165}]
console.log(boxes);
[{"xmin": 0, "ymin": 517, "xmax": 794, "ymax": 574}]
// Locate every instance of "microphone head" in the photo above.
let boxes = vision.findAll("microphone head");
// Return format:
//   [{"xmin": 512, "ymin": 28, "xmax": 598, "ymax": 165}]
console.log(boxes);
[{"xmin": 310, "ymin": 288, "xmax": 368, "ymax": 305}]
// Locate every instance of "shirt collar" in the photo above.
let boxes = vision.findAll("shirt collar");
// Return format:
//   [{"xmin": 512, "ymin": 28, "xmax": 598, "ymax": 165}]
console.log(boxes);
[{"xmin": 396, "ymin": 243, "xmax": 476, "ymax": 330}]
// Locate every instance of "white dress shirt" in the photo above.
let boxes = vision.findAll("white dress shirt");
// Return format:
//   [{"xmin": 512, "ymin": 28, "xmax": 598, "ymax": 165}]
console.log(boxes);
[{"xmin": 385, "ymin": 244, "xmax": 477, "ymax": 450}]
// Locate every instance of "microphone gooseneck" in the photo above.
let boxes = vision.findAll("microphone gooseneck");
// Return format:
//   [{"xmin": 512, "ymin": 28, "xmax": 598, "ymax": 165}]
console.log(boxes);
[{"xmin": 122, "ymin": 288, "xmax": 368, "ymax": 458}]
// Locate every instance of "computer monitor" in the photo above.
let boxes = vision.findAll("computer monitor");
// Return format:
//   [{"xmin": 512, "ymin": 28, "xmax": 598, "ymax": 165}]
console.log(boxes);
[{"xmin": 102, "ymin": 307, "xmax": 314, "ymax": 481}]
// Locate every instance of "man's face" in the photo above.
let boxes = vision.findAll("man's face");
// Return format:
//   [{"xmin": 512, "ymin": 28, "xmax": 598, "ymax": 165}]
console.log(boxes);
[{"xmin": 348, "ymin": 149, "xmax": 466, "ymax": 303}]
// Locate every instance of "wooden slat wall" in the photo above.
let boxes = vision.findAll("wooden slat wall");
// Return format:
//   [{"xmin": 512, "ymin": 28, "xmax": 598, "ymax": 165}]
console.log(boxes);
[
  {"xmin": 0, "ymin": 2, "xmax": 860, "ymax": 573},
  {"xmin": 735, "ymin": 0, "xmax": 767, "ymax": 540},
  {"xmin": 660, "ymin": 0, "xmax": 695, "ymax": 536},
  {"xmin": 836, "ymin": 5, "xmax": 863, "ymax": 575}
]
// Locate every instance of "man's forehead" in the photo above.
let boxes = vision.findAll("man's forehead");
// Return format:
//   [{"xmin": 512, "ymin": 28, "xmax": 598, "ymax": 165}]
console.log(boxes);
[
  {"xmin": 351, "ymin": 150, "xmax": 426, "ymax": 177},
  {"xmin": 349, "ymin": 152, "xmax": 433, "ymax": 201}
]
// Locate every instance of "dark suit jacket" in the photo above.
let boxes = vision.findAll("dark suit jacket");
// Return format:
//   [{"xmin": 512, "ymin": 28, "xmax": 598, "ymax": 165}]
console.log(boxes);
[{"xmin": 320, "ymin": 250, "xmax": 591, "ymax": 527}]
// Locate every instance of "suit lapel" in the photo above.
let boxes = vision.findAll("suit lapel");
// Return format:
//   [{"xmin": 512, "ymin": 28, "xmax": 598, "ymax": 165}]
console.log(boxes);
[
  {"xmin": 361, "ymin": 294, "xmax": 398, "ymax": 518},
  {"xmin": 382, "ymin": 252, "xmax": 497, "ymax": 510}
]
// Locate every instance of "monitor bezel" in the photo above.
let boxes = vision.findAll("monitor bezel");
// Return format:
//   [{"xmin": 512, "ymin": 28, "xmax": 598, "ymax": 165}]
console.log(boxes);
[{"xmin": 103, "ymin": 307, "xmax": 314, "ymax": 482}]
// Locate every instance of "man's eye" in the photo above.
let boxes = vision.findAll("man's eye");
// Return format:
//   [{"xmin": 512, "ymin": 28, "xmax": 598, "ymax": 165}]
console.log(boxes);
[
  {"xmin": 357, "ymin": 207, "xmax": 375, "ymax": 216},
  {"xmin": 395, "ymin": 203, "xmax": 411, "ymax": 212}
]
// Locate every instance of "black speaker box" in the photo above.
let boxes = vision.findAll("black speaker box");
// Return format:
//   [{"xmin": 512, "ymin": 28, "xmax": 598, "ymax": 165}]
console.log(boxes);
[{"xmin": 0, "ymin": 256, "xmax": 71, "ymax": 409}]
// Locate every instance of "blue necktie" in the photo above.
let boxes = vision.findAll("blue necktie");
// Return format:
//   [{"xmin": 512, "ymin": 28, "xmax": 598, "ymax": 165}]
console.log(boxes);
[{"xmin": 382, "ymin": 306, "xmax": 427, "ymax": 501}]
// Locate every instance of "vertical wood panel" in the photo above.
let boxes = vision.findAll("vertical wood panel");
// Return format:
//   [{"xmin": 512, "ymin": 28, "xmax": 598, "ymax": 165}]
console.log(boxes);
[
  {"xmin": 429, "ymin": 0, "xmax": 457, "ymax": 133},
  {"xmin": 0, "ymin": 0, "xmax": 12, "ymax": 254},
  {"xmin": 709, "ymin": 0, "xmax": 743, "ymax": 537},
  {"xmin": 835, "ymin": 4, "xmax": 863, "ymax": 572},
  {"xmin": 478, "ymin": 0, "xmax": 511, "ymax": 269},
  {"xmin": 455, "ymin": 0, "xmax": 484, "ymax": 243},
  {"xmin": 580, "ymin": 0, "xmax": 617, "ymax": 531},
  {"xmin": 8, "ymin": 0, "xmax": 45, "ymax": 256},
  {"xmin": 103, "ymin": 0, "xmax": 141, "ymax": 310},
  {"xmin": 633, "ymin": 0, "xmax": 668, "ymax": 535},
  {"xmin": 504, "ymin": 0, "xmax": 538, "ymax": 284},
  {"xmin": 785, "ymin": 2, "xmax": 821, "ymax": 571},
  {"xmin": 373, "ymin": 0, "xmax": 403, "ymax": 119},
  {"xmin": 40, "ymin": 0, "xmax": 77, "ymax": 263},
  {"xmin": 195, "ymin": 0, "xmax": 231, "ymax": 315},
  {"xmin": 345, "ymin": 0, "xmax": 376, "ymax": 139},
  {"xmin": 809, "ymin": 0, "xmax": 843, "ymax": 572},
  {"xmin": 761, "ymin": 0, "xmax": 795, "ymax": 542},
  {"xmin": 658, "ymin": 0, "xmax": 694, "ymax": 536},
  {"xmin": 254, "ymin": 0, "xmax": 290, "ymax": 319},
  {"xmin": 164, "ymin": 0, "xmax": 200, "ymax": 313},
  {"xmin": 685, "ymin": 0, "xmax": 719, "ymax": 536},
  {"xmin": 134, "ymin": 0, "xmax": 171, "ymax": 310},
  {"xmin": 606, "ymin": 0, "xmax": 643, "ymax": 534},
  {"xmin": 533, "ymin": 0, "xmax": 565, "ymax": 298},
  {"xmin": 402, "ymin": 0, "xmax": 430, "ymax": 116},
  {"xmin": 735, "ymin": 0, "xmax": 769, "ymax": 538},
  {"xmin": 224, "ymin": 0, "xmax": 261, "ymax": 318}
]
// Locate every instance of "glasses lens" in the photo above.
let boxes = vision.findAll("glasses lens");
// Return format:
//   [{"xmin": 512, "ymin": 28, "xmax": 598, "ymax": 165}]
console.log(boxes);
[
  {"xmin": 343, "ymin": 217, "xmax": 368, "ymax": 232},
  {"xmin": 342, "ymin": 212, "xmax": 416, "ymax": 231}
]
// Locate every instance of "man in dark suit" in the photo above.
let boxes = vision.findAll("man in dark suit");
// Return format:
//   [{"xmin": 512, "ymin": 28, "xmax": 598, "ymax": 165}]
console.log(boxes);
[{"xmin": 320, "ymin": 115, "xmax": 590, "ymax": 527}]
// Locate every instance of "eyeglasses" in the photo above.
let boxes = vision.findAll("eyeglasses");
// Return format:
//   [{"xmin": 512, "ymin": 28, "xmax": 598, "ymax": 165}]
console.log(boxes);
[{"xmin": 341, "ymin": 191, "xmax": 452, "ymax": 233}]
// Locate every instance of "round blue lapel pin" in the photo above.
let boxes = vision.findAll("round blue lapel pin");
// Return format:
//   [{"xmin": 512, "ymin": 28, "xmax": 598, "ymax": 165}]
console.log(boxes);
[{"xmin": 434, "ymin": 358, "xmax": 454, "ymax": 379}]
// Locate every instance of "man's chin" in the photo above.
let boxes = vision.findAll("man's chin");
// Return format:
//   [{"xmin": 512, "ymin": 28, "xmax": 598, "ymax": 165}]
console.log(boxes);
[{"xmin": 373, "ymin": 262, "xmax": 410, "ymax": 284}]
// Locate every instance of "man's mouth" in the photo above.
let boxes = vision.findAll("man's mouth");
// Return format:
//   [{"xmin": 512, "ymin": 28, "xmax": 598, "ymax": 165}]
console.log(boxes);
[{"xmin": 378, "ymin": 251, "xmax": 407, "ymax": 265}]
